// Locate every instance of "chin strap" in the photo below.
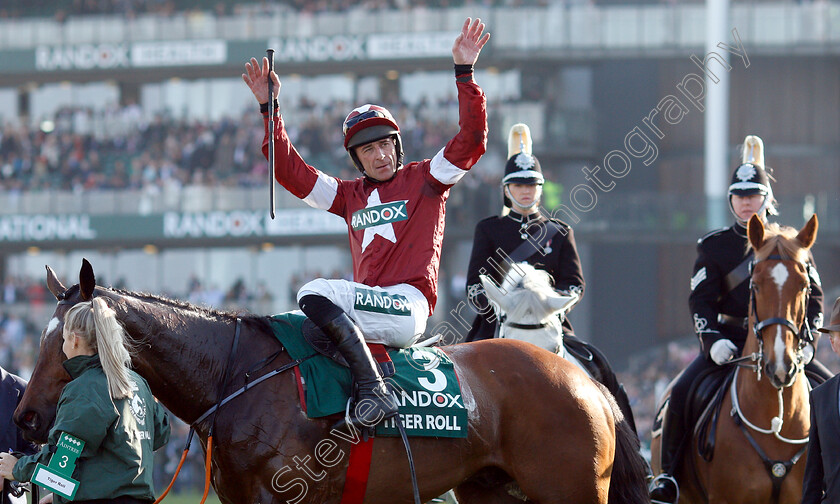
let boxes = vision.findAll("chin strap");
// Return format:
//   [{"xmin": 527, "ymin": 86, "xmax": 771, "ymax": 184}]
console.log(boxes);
[
  {"xmin": 729, "ymin": 196, "xmax": 769, "ymax": 226},
  {"xmin": 504, "ymin": 185, "xmax": 541, "ymax": 210}
]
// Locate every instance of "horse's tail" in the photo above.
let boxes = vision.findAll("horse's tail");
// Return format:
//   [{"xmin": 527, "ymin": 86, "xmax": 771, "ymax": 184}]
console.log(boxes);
[{"xmin": 597, "ymin": 382, "xmax": 650, "ymax": 504}]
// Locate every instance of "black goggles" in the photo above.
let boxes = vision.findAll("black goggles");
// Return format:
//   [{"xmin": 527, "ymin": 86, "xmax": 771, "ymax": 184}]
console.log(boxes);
[{"xmin": 344, "ymin": 110, "xmax": 384, "ymax": 134}]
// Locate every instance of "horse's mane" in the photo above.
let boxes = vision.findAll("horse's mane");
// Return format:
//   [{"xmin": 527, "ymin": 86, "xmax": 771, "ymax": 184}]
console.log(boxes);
[
  {"xmin": 107, "ymin": 286, "xmax": 272, "ymax": 328},
  {"xmin": 519, "ymin": 265, "xmax": 555, "ymax": 293},
  {"xmin": 753, "ymin": 223, "xmax": 809, "ymax": 264}
]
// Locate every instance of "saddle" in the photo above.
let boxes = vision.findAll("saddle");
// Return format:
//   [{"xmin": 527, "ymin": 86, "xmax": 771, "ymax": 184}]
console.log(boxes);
[
  {"xmin": 301, "ymin": 318, "xmax": 395, "ymax": 378},
  {"xmin": 692, "ymin": 367, "xmax": 735, "ymax": 462},
  {"xmin": 564, "ymin": 335, "xmax": 604, "ymax": 383},
  {"xmin": 651, "ymin": 366, "xmax": 733, "ymax": 463}
]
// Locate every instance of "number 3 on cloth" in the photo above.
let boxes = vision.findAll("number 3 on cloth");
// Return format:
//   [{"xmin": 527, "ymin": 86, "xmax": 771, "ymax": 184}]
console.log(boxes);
[
  {"xmin": 31, "ymin": 432, "xmax": 85, "ymax": 501},
  {"xmin": 412, "ymin": 349, "xmax": 447, "ymax": 392}
]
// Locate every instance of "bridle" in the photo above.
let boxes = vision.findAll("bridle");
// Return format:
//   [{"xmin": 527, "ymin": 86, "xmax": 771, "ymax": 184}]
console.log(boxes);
[{"xmin": 742, "ymin": 254, "xmax": 812, "ymax": 381}]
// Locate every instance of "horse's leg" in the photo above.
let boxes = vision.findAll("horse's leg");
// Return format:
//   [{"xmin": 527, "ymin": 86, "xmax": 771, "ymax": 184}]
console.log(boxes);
[{"xmin": 501, "ymin": 428, "xmax": 610, "ymax": 504}]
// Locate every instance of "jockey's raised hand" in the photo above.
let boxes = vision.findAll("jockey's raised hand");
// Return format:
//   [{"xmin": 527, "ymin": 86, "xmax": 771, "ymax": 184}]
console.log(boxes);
[
  {"xmin": 452, "ymin": 17, "xmax": 490, "ymax": 66},
  {"xmin": 242, "ymin": 57, "xmax": 282, "ymax": 105}
]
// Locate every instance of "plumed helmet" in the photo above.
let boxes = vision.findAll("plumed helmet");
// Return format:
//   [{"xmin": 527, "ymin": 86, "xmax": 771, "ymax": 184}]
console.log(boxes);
[
  {"xmin": 502, "ymin": 123, "xmax": 544, "ymax": 208},
  {"xmin": 342, "ymin": 104, "xmax": 404, "ymax": 172},
  {"xmin": 728, "ymin": 135, "xmax": 777, "ymax": 223}
]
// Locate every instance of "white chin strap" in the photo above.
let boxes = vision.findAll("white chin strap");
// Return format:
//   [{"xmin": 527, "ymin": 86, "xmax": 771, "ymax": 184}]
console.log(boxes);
[
  {"xmin": 729, "ymin": 194, "xmax": 769, "ymax": 225},
  {"xmin": 505, "ymin": 185, "xmax": 542, "ymax": 211}
]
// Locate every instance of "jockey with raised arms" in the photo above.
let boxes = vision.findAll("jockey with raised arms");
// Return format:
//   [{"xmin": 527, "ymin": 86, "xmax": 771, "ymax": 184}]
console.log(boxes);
[
  {"xmin": 242, "ymin": 18, "xmax": 490, "ymax": 430},
  {"xmin": 650, "ymin": 135, "xmax": 832, "ymax": 504}
]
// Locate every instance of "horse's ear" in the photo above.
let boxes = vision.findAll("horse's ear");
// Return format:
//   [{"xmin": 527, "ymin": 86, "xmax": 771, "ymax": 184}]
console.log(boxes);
[
  {"xmin": 79, "ymin": 258, "xmax": 96, "ymax": 301},
  {"xmin": 45, "ymin": 265, "xmax": 67, "ymax": 300},
  {"xmin": 479, "ymin": 275, "xmax": 507, "ymax": 308},
  {"xmin": 747, "ymin": 214, "xmax": 765, "ymax": 251},
  {"xmin": 545, "ymin": 292, "xmax": 578, "ymax": 316},
  {"xmin": 796, "ymin": 214, "xmax": 818, "ymax": 249}
]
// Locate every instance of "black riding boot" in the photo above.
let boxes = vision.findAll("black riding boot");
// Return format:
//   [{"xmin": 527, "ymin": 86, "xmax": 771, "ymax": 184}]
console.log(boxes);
[
  {"xmin": 323, "ymin": 313, "xmax": 398, "ymax": 431},
  {"xmin": 650, "ymin": 407, "xmax": 683, "ymax": 504}
]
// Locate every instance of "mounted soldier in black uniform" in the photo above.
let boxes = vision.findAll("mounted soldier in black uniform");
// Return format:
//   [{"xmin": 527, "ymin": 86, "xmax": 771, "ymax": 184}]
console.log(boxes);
[
  {"xmin": 465, "ymin": 123, "xmax": 637, "ymax": 436},
  {"xmin": 649, "ymin": 135, "xmax": 832, "ymax": 504}
]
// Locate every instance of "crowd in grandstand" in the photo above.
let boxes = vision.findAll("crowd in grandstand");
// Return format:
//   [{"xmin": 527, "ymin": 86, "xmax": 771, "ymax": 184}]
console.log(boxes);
[
  {"xmin": 0, "ymin": 99, "xmax": 501, "ymax": 193},
  {"xmin": 1, "ymin": 0, "xmax": 572, "ymax": 21},
  {"xmin": 19, "ymin": 0, "xmax": 800, "ymax": 21}
]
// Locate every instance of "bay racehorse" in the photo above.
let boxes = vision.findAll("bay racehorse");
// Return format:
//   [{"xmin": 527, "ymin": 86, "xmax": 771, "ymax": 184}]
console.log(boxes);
[
  {"xmin": 651, "ymin": 214, "xmax": 818, "ymax": 503},
  {"xmin": 15, "ymin": 259, "xmax": 648, "ymax": 504}
]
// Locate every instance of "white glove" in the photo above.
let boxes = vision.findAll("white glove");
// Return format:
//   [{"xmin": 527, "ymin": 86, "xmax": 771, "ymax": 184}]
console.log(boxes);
[
  {"xmin": 710, "ymin": 339, "xmax": 738, "ymax": 365},
  {"xmin": 801, "ymin": 342, "xmax": 815, "ymax": 365}
]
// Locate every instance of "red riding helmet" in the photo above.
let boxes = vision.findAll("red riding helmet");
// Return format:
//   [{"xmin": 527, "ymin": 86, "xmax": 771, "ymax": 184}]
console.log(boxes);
[{"xmin": 342, "ymin": 104, "xmax": 404, "ymax": 172}]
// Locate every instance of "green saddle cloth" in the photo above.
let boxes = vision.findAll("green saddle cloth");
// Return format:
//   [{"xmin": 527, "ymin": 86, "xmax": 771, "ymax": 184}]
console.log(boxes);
[{"xmin": 269, "ymin": 313, "xmax": 468, "ymax": 438}]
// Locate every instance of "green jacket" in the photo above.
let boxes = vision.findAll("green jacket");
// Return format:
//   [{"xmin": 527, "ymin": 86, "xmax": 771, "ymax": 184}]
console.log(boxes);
[{"xmin": 14, "ymin": 355, "xmax": 170, "ymax": 503}]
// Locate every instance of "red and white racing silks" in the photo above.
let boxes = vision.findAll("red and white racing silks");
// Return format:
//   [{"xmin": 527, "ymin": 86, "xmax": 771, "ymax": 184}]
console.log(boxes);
[{"xmin": 261, "ymin": 77, "xmax": 487, "ymax": 314}]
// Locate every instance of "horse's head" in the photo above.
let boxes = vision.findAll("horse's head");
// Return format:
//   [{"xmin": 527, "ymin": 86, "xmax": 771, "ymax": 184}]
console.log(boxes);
[
  {"xmin": 746, "ymin": 214, "xmax": 817, "ymax": 389},
  {"xmin": 480, "ymin": 262, "xmax": 578, "ymax": 338},
  {"xmin": 14, "ymin": 259, "xmax": 98, "ymax": 442}
]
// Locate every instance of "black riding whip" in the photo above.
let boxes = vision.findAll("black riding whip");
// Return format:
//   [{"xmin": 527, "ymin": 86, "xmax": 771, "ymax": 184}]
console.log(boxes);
[{"xmin": 266, "ymin": 48, "xmax": 276, "ymax": 220}]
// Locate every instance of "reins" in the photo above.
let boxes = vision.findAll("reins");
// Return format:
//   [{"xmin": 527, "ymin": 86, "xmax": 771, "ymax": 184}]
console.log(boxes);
[
  {"xmin": 505, "ymin": 321, "xmax": 550, "ymax": 330},
  {"xmin": 728, "ymin": 367, "xmax": 809, "ymax": 445},
  {"xmin": 154, "ymin": 317, "xmax": 310, "ymax": 504}
]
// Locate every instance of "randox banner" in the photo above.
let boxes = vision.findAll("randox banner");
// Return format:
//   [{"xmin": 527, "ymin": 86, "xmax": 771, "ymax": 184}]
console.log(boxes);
[{"xmin": 0, "ymin": 209, "xmax": 345, "ymax": 245}]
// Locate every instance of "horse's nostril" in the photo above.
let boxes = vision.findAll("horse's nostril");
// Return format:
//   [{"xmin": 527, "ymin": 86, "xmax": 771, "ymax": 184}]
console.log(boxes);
[{"xmin": 20, "ymin": 411, "xmax": 39, "ymax": 431}]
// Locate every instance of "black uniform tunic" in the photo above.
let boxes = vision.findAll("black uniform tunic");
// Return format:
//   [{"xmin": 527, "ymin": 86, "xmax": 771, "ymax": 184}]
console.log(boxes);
[{"xmin": 465, "ymin": 210, "xmax": 584, "ymax": 342}]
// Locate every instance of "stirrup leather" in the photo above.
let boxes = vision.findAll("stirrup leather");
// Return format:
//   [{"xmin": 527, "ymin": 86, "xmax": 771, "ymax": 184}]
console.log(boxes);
[{"xmin": 334, "ymin": 385, "xmax": 398, "ymax": 435}]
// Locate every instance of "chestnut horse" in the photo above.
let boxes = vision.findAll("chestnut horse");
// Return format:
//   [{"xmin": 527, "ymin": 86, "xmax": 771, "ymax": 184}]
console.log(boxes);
[
  {"xmin": 651, "ymin": 214, "xmax": 819, "ymax": 503},
  {"xmin": 15, "ymin": 260, "xmax": 648, "ymax": 504}
]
